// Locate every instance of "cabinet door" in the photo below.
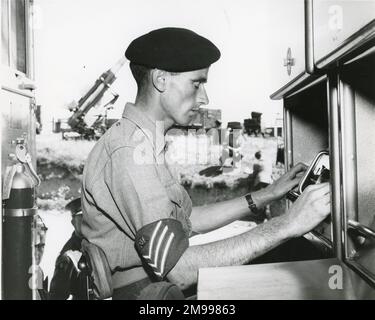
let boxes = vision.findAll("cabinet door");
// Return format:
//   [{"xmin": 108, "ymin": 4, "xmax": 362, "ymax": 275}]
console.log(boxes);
[
  {"xmin": 285, "ymin": 79, "xmax": 332, "ymax": 243},
  {"xmin": 340, "ymin": 52, "xmax": 375, "ymax": 284},
  {"xmin": 267, "ymin": 0, "xmax": 305, "ymax": 92},
  {"xmin": 1, "ymin": 0, "xmax": 36, "ymax": 174},
  {"xmin": 313, "ymin": 0, "xmax": 375, "ymax": 62}
]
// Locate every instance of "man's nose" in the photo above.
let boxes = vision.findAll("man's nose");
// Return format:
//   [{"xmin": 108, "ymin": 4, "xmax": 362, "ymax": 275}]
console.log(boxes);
[{"xmin": 198, "ymin": 85, "xmax": 209, "ymax": 105}]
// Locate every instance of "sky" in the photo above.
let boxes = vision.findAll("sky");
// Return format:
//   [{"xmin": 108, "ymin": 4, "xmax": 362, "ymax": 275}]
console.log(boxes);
[{"xmin": 33, "ymin": 0, "xmax": 299, "ymax": 130}]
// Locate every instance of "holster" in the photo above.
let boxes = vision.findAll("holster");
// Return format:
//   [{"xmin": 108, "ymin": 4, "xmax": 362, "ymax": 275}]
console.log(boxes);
[{"xmin": 80, "ymin": 239, "xmax": 113, "ymax": 299}]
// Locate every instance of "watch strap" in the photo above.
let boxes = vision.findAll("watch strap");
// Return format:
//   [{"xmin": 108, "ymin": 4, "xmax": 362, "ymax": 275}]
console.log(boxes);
[{"xmin": 245, "ymin": 193, "xmax": 258, "ymax": 213}]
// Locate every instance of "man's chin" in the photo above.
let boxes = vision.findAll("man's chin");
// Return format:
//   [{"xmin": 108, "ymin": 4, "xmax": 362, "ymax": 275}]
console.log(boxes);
[{"xmin": 175, "ymin": 118, "xmax": 192, "ymax": 127}]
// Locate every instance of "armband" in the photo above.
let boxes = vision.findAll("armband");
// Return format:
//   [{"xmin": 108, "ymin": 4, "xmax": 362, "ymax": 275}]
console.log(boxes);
[{"xmin": 135, "ymin": 219, "xmax": 189, "ymax": 280}]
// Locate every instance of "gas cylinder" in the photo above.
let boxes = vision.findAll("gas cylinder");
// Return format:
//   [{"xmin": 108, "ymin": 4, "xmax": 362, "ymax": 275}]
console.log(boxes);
[{"xmin": 2, "ymin": 163, "xmax": 37, "ymax": 300}]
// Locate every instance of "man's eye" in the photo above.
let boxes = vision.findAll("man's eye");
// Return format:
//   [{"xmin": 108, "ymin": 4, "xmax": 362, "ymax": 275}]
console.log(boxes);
[{"xmin": 193, "ymin": 82, "xmax": 200, "ymax": 89}]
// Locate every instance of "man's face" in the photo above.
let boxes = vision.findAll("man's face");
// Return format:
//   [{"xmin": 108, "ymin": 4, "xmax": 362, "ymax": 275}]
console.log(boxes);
[{"xmin": 161, "ymin": 68, "xmax": 209, "ymax": 126}]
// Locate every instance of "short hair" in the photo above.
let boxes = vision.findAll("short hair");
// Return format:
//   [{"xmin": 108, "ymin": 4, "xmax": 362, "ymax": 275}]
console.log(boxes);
[
  {"xmin": 129, "ymin": 62, "xmax": 151, "ymax": 92},
  {"xmin": 129, "ymin": 63, "xmax": 180, "ymax": 93}
]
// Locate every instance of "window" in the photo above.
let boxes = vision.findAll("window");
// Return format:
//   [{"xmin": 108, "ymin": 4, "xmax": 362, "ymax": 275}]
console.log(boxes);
[
  {"xmin": 1, "ymin": 0, "xmax": 27, "ymax": 73},
  {"xmin": 1, "ymin": 0, "xmax": 9, "ymax": 66}
]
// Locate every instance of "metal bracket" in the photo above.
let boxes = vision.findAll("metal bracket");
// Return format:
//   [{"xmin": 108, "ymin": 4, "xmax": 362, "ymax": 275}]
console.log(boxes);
[
  {"xmin": 15, "ymin": 140, "xmax": 41, "ymax": 187},
  {"xmin": 19, "ymin": 82, "xmax": 37, "ymax": 91},
  {"xmin": 283, "ymin": 47, "xmax": 295, "ymax": 76}
]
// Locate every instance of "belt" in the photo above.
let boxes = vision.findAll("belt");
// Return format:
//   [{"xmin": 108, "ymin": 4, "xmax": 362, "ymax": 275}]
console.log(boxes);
[
  {"xmin": 111, "ymin": 266, "xmax": 149, "ymax": 289},
  {"xmin": 112, "ymin": 277, "xmax": 151, "ymax": 300}
]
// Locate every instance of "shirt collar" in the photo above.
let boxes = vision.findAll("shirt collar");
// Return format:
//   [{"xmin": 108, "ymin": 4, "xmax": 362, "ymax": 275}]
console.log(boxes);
[{"xmin": 122, "ymin": 102, "xmax": 166, "ymax": 155}]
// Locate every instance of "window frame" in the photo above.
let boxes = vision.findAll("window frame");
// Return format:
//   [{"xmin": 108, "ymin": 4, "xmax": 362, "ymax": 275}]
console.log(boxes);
[{"xmin": 1, "ymin": 0, "xmax": 34, "ymax": 79}]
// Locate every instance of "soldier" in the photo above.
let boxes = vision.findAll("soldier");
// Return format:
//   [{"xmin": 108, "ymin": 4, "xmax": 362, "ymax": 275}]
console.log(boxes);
[
  {"xmin": 81, "ymin": 27, "xmax": 331, "ymax": 299},
  {"xmin": 49, "ymin": 198, "xmax": 86, "ymax": 300}
]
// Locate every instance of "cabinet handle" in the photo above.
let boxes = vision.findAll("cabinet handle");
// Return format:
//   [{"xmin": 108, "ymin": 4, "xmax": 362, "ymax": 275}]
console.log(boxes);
[{"xmin": 348, "ymin": 220, "xmax": 375, "ymax": 240}]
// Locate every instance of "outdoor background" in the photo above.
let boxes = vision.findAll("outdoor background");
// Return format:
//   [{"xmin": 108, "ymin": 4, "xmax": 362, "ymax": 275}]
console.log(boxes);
[
  {"xmin": 33, "ymin": 0, "xmax": 289, "ymax": 284},
  {"xmin": 33, "ymin": 0, "xmax": 290, "ymax": 129}
]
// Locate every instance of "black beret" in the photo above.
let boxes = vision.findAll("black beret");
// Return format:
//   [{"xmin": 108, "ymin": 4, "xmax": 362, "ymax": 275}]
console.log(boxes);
[{"xmin": 125, "ymin": 27, "xmax": 221, "ymax": 72}]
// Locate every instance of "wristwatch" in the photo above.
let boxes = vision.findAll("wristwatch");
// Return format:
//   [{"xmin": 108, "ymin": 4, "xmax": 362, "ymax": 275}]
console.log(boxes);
[{"xmin": 245, "ymin": 193, "xmax": 258, "ymax": 213}]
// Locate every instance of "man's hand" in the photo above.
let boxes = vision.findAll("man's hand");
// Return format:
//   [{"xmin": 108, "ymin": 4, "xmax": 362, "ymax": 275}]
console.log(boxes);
[
  {"xmin": 264, "ymin": 162, "xmax": 307, "ymax": 201},
  {"xmin": 283, "ymin": 182, "xmax": 331, "ymax": 238}
]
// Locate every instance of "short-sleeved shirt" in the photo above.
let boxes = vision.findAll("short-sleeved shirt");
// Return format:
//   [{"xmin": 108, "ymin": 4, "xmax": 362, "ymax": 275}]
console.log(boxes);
[{"xmin": 81, "ymin": 103, "xmax": 193, "ymax": 288}]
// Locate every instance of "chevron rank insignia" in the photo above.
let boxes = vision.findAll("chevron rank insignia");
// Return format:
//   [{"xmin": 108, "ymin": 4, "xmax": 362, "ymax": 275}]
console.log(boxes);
[{"xmin": 135, "ymin": 219, "xmax": 189, "ymax": 280}]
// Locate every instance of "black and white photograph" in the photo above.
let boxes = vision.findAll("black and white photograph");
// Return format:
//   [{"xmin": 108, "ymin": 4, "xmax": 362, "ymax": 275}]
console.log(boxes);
[{"xmin": 1, "ymin": 0, "xmax": 374, "ymax": 304}]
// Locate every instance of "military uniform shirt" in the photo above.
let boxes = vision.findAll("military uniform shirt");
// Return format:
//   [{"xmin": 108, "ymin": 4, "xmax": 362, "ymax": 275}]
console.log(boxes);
[{"xmin": 81, "ymin": 103, "xmax": 193, "ymax": 289}]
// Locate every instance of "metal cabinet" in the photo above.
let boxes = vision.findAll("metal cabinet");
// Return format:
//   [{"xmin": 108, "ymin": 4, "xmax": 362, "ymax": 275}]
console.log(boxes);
[
  {"xmin": 272, "ymin": 18, "xmax": 375, "ymax": 293},
  {"xmin": 313, "ymin": 0, "xmax": 375, "ymax": 64},
  {"xmin": 1, "ymin": 0, "xmax": 38, "ymax": 300},
  {"xmin": 271, "ymin": 0, "xmax": 375, "ymax": 97},
  {"xmin": 1, "ymin": 0, "xmax": 36, "ymax": 174}
]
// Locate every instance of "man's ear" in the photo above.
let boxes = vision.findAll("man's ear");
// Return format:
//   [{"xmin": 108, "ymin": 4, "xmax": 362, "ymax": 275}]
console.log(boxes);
[{"xmin": 152, "ymin": 69, "xmax": 167, "ymax": 92}]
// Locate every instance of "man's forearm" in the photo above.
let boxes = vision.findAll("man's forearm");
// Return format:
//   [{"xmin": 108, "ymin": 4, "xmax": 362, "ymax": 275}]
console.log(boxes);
[
  {"xmin": 190, "ymin": 187, "xmax": 274, "ymax": 233},
  {"xmin": 168, "ymin": 214, "xmax": 293, "ymax": 289}
]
